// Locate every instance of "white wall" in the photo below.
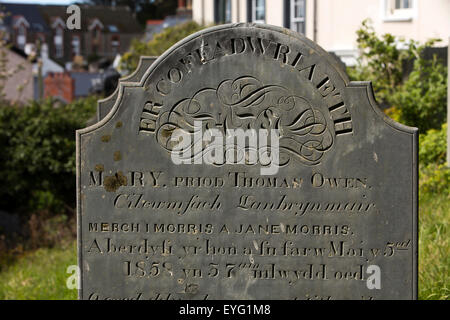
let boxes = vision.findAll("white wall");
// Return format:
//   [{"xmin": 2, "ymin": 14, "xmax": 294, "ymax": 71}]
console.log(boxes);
[
  {"xmin": 193, "ymin": 0, "xmax": 283, "ymax": 24},
  {"xmin": 192, "ymin": 0, "xmax": 450, "ymax": 55},
  {"xmin": 378, "ymin": 0, "xmax": 450, "ymax": 46},
  {"xmin": 314, "ymin": 0, "xmax": 449, "ymax": 50},
  {"xmin": 193, "ymin": 0, "xmax": 215, "ymax": 25},
  {"xmin": 231, "ymin": 0, "xmax": 248, "ymax": 23},
  {"xmin": 265, "ymin": 0, "xmax": 284, "ymax": 26}
]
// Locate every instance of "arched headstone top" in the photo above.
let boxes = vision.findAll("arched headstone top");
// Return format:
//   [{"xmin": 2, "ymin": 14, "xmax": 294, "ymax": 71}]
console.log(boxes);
[
  {"xmin": 139, "ymin": 23, "xmax": 351, "ymax": 87},
  {"xmin": 92, "ymin": 23, "xmax": 416, "ymax": 141}
]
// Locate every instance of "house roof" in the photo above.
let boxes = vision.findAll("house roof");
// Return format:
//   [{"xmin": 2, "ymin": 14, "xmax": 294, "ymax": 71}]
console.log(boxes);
[
  {"xmin": 1, "ymin": 3, "xmax": 49, "ymax": 33},
  {"xmin": 1, "ymin": 4, "xmax": 143, "ymax": 34},
  {"xmin": 39, "ymin": 5, "xmax": 143, "ymax": 34},
  {"xmin": 147, "ymin": 20, "xmax": 164, "ymax": 25}
]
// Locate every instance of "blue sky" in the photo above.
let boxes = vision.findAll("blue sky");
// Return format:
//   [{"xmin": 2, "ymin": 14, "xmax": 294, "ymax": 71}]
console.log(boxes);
[{"xmin": 0, "ymin": 0, "xmax": 79, "ymax": 4}]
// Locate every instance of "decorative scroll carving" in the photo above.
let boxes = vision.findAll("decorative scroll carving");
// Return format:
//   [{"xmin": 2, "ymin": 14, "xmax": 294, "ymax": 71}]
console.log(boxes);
[{"xmin": 152, "ymin": 76, "xmax": 334, "ymax": 166}]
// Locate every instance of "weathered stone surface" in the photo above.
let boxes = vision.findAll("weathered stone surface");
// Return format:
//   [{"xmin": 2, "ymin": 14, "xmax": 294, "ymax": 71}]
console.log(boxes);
[{"xmin": 77, "ymin": 24, "xmax": 418, "ymax": 300}]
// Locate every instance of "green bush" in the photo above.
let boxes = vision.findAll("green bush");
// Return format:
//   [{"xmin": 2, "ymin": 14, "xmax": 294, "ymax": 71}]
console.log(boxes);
[
  {"xmin": 349, "ymin": 20, "xmax": 437, "ymax": 104},
  {"xmin": 418, "ymin": 124, "xmax": 449, "ymax": 195},
  {"xmin": 349, "ymin": 20, "xmax": 447, "ymax": 132},
  {"xmin": 390, "ymin": 57, "xmax": 447, "ymax": 132},
  {"xmin": 0, "ymin": 97, "xmax": 97, "ymax": 215},
  {"xmin": 420, "ymin": 163, "xmax": 450, "ymax": 196},
  {"xmin": 120, "ymin": 21, "xmax": 206, "ymax": 73},
  {"xmin": 419, "ymin": 124, "xmax": 447, "ymax": 166}
]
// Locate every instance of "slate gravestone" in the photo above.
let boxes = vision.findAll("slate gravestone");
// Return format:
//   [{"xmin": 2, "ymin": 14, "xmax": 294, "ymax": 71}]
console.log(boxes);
[{"xmin": 77, "ymin": 24, "xmax": 418, "ymax": 300}]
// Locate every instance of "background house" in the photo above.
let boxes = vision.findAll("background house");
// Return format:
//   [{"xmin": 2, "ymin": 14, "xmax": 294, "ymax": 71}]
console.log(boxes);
[
  {"xmin": 0, "ymin": 3, "xmax": 144, "ymax": 103},
  {"xmin": 1, "ymin": 48, "xmax": 34, "ymax": 104},
  {"xmin": 1, "ymin": 3, "xmax": 144, "ymax": 68},
  {"xmin": 191, "ymin": 0, "xmax": 450, "ymax": 65},
  {"xmin": 145, "ymin": 0, "xmax": 193, "ymax": 41},
  {"xmin": 39, "ymin": 5, "xmax": 143, "ymax": 67},
  {"xmin": 0, "ymin": 3, "xmax": 49, "ymax": 51}
]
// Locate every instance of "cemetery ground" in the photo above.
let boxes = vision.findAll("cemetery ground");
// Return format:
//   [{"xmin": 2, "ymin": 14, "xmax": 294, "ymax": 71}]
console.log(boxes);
[{"xmin": 0, "ymin": 242, "xmax": 77, "ymax": 300}]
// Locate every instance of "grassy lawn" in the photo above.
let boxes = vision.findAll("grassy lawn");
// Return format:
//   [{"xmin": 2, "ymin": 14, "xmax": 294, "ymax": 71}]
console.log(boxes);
[
  {"xmin": 0, "ymin": 242, "xmax": 77, "ymax": 300},
  {"xmin": 0, "ymin": 193, "xmax": 448, "ymax": 300},
  {"xmin": 419, "ymin": 193, "xmax": 450, "ymax": 300}
]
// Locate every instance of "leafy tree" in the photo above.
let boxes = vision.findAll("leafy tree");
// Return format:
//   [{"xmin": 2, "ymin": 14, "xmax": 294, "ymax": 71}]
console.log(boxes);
[{"xmin": 120, "ymin": 21, "xmax": 206, "ymax": 73}]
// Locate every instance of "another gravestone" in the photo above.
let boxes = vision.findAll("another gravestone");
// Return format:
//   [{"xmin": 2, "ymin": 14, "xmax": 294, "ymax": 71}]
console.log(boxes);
[
  {"xmin": 97, "ymin": 56, "xmax": 158, "ymax": 122},
  {"xmin": 77, "ymin": 24, "xmax": 418, "ymax": 300}
]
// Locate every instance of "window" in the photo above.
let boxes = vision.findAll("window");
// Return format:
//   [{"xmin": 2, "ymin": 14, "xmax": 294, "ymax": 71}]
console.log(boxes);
[
  {"xmin": 92, "ymin": 27, "xmax": 101, "ymax": 53},
  {"xmin": 72, "ymin": 35, "xmax": 80, "ymax": 56},
  {"xmin": 51, "ymin": 17, "xmax": 65, "ymax": 58},
  {"xmin": 111, "ymin": 35, "xmax": 120, "ymax": 55},
  {"xmin": 252, "ymin": 0, "xmax": 265, "ymax": 24},
  {"xmin": 215, "ymin": 0, "xmax": 232, "ymax": 23},
  {"xmin": 395, "ymin": 0, "xmax": 412, "ymax": 9},
  {"xmin": 225, "ymin": 0, "xmax": 232, "ymax": 23},
  {"xmin": 93, "ymin": 28, "xmax": 100, "ymax": 41},
  {"xmin": 383, "ymin": 0, "xmax": 415, "ymax": 21},
  {"xmin": 290, "ymin": 0, "xmax": 305, "ymax": 34},
  {"xmin": 108, "ymin": 25, "xmax": 118, "ymax": 33},
  {"xmin": 14, "ymin": 17, "xmax": 29, "ymax": 49},
  {"xmin": 54, "ymin": 27, "xmax": 64, "ymax": 58},
  {"xmin": 89, "ymin": 19, "xmax": 104, "ymax": 47},
  {"xmin": 17, "ymin": 24, "xmax": 26, "ymax": 49}
]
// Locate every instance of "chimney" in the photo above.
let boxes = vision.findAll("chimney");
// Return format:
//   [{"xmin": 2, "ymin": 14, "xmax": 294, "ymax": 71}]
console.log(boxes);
[{"xmin": 44, "ymin": 72, "xmax": 75, "ymax": 103}]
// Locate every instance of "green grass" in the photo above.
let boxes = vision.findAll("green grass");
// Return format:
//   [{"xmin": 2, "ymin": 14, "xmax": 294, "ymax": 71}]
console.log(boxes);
[
  {"xmin": 0, "ymin": 242, "xmax": 77, "ymax": 300},
  {"xmin": 419, "ymin": 192, "xmax": 450, "ymax": 300},
  {"xmin": 0, "ymin": 193, "xmax": 448, "ymax": 300}
]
